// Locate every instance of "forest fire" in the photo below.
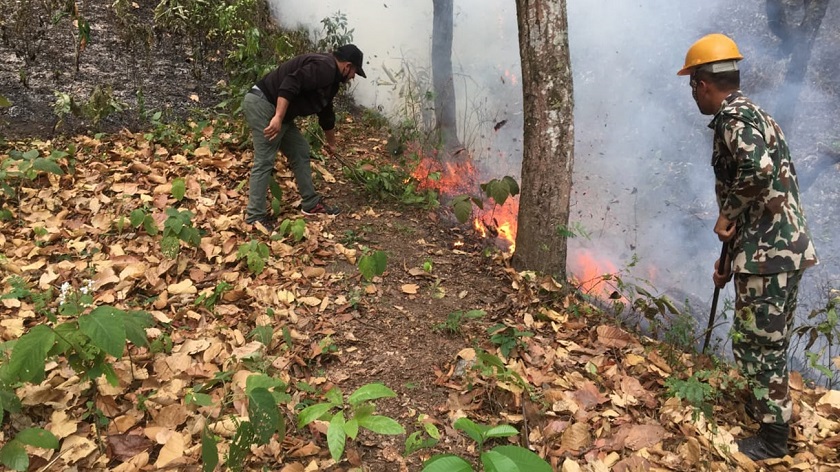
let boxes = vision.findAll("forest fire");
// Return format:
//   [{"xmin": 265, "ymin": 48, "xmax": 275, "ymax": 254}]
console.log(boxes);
[
  {"xmin": 411, "ymin": 154, "xmax": 625, "ymax": 292},
  {"xmin": 569, "ymin": 250, "xmax": 619, "ymax": 297},
  {"xmin": 411, "ymin": 153, "xmax": 519, "ymax": 251}
]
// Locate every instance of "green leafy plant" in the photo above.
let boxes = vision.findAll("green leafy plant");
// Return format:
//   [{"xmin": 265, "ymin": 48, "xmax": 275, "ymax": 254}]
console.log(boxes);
[
  {"xmin": 53, "ymin": 86, "xmax": 125, "ymax": 131},
  {"xmin": 434, "ymin": 309, "xmax": 486, "ymax": 335},
  {"xmin": 195, "ymin": 281, "xmax": 232, "ymax": 311},
  {"xmin": 161, "ymin": 207, "xmax": 201, "ymax": 258},
  {"xmin": 171, "ymin": 177, "xmax": 186, "ymax": 201},
  {"xmin": 297, "ymin": 383, "xmax": 405, "ymax": 462},
  {"xmin": 664, "ymin": 368, "xmax": 745, "ymax": 422},
  {"xmin": 128, "ymin": 207, "xmax": 159, "ymax": 235},
  {"xmin": 237, "ymin": 240, "xmax": 270, "ymax": 275},
  {"xmin": 487, "ymin": 323, "xmax": 533, "ymax": 359},
  {"xmin": 358, "ymin": 248, "xmax": 388, "ymax": 281},
  {"xmin": 451, "ymin": 176, "xmax": 519, "ymax": 224},
  {"xmin": 273, "ymin": 218, "xmax": 307, "ymax": 243},
  {"xmin": 350, "ymin": 161, "xmax": 439, "ymax": 208},
  {"xmin": 0, "ymin": 281, "xmax": 153, "ymax": 470},
  {"xmin": 792, "ymin": 289, "xmax": 840, "ymax": 386},
  {"xmin": 317, "ymin": 11, "xmax": 354, "ymax": 52},
  {"xmin": 0, "ymin": 428, "xmax": 60, "ymax": 471},
  {"xmin": 404, "ymin": 414, "xmax": 441, "ymax": 456},
  {"xmin": 421, "ymin": 418, "xmax": 551, "ymax": 472},
  {"xmin": 202, "ymin": 374, "xmax": 287, "ymax": 472},
  {"xmin": 0, "ymin": 148, "xmax": 66, "ymax": 197}
]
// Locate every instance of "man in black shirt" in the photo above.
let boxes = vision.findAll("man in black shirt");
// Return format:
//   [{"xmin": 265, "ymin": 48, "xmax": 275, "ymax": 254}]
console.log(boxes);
[{"xmin": 242, "ymin": 44, "xmax": 367, "ymax": 227}]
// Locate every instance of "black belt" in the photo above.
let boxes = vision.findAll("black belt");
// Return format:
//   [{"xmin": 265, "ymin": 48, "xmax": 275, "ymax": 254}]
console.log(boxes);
[{"xmin": 248, "ymin": 86, "xmax": 268, "ymax": 101}]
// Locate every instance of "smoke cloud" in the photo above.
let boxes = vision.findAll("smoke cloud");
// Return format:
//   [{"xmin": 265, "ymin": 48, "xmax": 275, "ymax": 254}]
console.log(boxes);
[{"xmin": 268, "ymin": 0, "xmax": 839, "ymax": 374}]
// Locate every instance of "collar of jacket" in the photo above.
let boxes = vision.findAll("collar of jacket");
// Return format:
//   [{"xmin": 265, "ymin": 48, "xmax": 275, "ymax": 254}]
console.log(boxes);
[{"xmin": 707, "ymin": 90, "xmax": 744, "ymax": 130}]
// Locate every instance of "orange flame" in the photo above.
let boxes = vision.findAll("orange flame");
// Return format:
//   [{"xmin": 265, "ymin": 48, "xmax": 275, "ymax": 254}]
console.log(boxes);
[
  {"xmin": 570, "ymin": 250, "xmax": 619, "ymax": 296},
  {"xmin": 411, "ymin": 152, "xmax": 518, "ymax": 251}
]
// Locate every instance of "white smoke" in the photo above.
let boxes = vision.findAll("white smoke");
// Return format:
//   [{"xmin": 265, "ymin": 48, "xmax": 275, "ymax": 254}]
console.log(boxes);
[{"xmin": 268, "ymin": 0, "xmax": 839, "ymax": 376}]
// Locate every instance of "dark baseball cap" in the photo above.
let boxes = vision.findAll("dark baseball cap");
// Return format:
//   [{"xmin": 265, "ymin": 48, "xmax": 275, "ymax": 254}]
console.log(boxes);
[{"xmin": 334, "ymin": 44, "xmax": 367, "ymax": 78}]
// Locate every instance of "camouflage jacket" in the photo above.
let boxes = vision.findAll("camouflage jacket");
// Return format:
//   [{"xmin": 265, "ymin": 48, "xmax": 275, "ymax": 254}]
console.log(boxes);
[{"xmin": 710, "ymin": 91, "xmax": 818, "ymax": 274}]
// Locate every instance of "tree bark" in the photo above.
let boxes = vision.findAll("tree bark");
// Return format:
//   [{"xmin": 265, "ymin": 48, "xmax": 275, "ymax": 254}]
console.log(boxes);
[
  {"xmin": 511, "ymin": 0, "xmax": 574, "ymax": 280},
  {"xmin": 431, "ymin": 0, "xmax": 463, "ymax": 159}
]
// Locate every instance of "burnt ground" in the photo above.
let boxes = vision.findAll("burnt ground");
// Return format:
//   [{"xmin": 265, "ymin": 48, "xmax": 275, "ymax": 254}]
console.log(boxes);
[{"xmin": 0, "ymin": 0, "xmax": 228, "ymax": 139}]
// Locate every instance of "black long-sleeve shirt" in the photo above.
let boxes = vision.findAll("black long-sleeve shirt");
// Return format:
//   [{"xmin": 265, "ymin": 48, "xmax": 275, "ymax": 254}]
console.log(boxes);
[{"xmin": 255, "ymin": 53, "xmax": 342, "ymax": 131}]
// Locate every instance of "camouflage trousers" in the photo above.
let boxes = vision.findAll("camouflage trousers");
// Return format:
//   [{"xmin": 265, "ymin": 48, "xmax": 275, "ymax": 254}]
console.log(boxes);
[{"xmin": 732, "ymin": 270, "xmax": 802, "ymax": 425}]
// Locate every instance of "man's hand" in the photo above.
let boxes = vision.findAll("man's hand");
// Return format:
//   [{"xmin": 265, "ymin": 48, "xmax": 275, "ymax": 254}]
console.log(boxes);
[
  {"xmin": 323, "ymin": 129, "xmax": 337, "ymax": 156},
  {"xmin": 714, "ymin": 214, "xmax": 735, "ymax": 242},
  {"xmin": 713, "ymin": 257, "xmax": 732, "ymax": 289},
  {"xmin": 264, "ymin": 116, "xmax": 282, "ymax": 141}
]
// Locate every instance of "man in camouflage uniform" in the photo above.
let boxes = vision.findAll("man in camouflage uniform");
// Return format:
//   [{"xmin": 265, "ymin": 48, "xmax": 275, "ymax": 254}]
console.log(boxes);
[{"xmin": 677, "ymin": 34, "xmax": 818, "ymax": 461}]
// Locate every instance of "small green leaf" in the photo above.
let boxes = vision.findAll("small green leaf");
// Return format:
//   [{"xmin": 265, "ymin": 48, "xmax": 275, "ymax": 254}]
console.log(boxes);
[
  {"xmin": 79, "ymin": 306, "xmax": 126, "ymax": 357},
  {"xmin": 248, "ymin": 387, "xmax": 283, "ymax": 445},
  {"xmin": 452, "ymin": 196, "xmax": 473, "ymax": 224},
  {"xmin": 357, "ymin": 415, "xmax": 405, "ymax": 435},
  {"xmin": 325, "ymin": 387, "xmax": 343, "ymax": 406},
  {"xmin": 129, "ymin": 209, "xmax": 146, "ymax": 227},
  {"xmin": 501, "ymin": 176, "xmax": 520, "ymax": 197},
  {"xmin": 14, "ymin": 428, "xmax": 59, "ymax": 449},
  {"xmin": 171, "ymin": 178, "xmax": 186, "ymax": 201},
  {"xmin": 343, "ymin": 418, "xmax": 359, "ymax": 440},
  {"xmin": 487, "ymin": 445, "xmax": 552, "ymax": 471},
  {"xmin": 9, "ymin": 325, "xmax": 55, "ymax": 383},
  {"xmin": 201, "ymin": 426, "xmax": 219, "ymax": 472},
  {"xmin": 32, "ymin": 158, "xmax": 64, "ymax": 175},
  {"xmin": 269, "ymin": 180, "xmax": 283, "ymax": 200},
  {"xmin": 123, "ymin": 310, "xmax": 153, "ymax": 347},
  {"xmin": 480, "ymin": 449, "xmax": 517, "ymax": 472},
  {"xmin": 454, "ymin": 417, "xmax": 485, "ymax": 444},
  {"xmin": 484, "ymin": 425, "xmax": 518, "ymax": 439},
  {"xmin": 421, "ymin": 454, "xmax": 474, "ymax": 472},
  {"xmin": 358, "ymin": 250, "xmax": 387, "ymax": 281},
  {"xmin": 142, "ymin": 215, "xmax": 158, "ymax": 235},
  {"xmin": 0, "ymin": 440, "xmax": 28, "ymax": 471},
  {"xmin": 0, "ymin": 95, "xmax": 11, "ymax": 107},
  {"xmin": 327, "ymin": 413, "xmax": 346, "ymax": 461},
  {"xmin": 348, "ymin": 383, "xmax": 396, "ymax": 406},
  {"xmin": 187, "ymin": 392, "xmax": 214, "ymax": 407},
  {"xmin": 297, "ymin": 403, "xmax": 333, "ymax": 428}
]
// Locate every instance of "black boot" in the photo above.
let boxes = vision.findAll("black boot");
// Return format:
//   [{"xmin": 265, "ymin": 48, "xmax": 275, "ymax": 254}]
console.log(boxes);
[{"xmin": 736, "ymin": 423, "xmax": 789, "ymax": 461}]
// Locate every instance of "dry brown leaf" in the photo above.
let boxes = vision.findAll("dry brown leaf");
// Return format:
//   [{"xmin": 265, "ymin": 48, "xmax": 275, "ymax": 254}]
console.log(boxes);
[
  {"xmin": 560, "ymin": 422, "xmax": 592, "ymax": 452},
  {"xmin": 596, "ymin": 325, "xmax": 635, "ymax": 348},
  {"xmin": 168, "ymin": 279, "xmax": 197, "ymax": 295},
  {"xmin": 280, "ymin": 464, "xmax": 306, "ymax": 472},
  {"xmin": 153, "ymin": 404, "xmax": 189, "ymax": 428},
  {"xmin": 111, "ymin": 452, "xmax": 150, "ymax": 472},
  {"xmin": 303, "ymin": 267, "xmax": 326, "ymax": 278},
  {"xmin": 154, "ymin": 430, "xmax": 185, "ymax": 468},
  {"xmin": 561, "ymin": 458, "xmax": 583, "ymax": 472},
  {"xmin": 677, "ymin": 436, "xmax": 701, "ymax": 464},
  {"xmin": 816, "ymin": 390, "xmax": 840, "ymax": 416},
  {"xmin": 107, "ymin": 433, "xmax": 154, "ymax": 462},
  {"xmin": 231, "ymin": 341, "xmax": 264, "ymax": 359},
  {"xmin": 401, "ymin": 284, "xmax": 419, "ymax": 294},
  {"xmin": 624, "ymin": 424, "xmax": 666, "ymax": 450},
  {"xmin": 60, "ymin": 434, "xmax": 97, "ymax": 464},
  {"xmin": 49, "ymin": 409, "xmax": 79, "ymax": 439}
]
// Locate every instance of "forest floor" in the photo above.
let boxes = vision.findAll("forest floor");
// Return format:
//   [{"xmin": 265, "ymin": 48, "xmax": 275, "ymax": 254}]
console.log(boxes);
[{"xmin": 1, "ymin": 2, "xmax": 839, "ymax": 472}]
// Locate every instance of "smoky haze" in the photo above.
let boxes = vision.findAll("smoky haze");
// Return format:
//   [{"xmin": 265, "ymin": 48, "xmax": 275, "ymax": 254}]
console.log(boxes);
[{"xmin": 268, "ymin": 0, "xmax": 839, "ymax": 378}]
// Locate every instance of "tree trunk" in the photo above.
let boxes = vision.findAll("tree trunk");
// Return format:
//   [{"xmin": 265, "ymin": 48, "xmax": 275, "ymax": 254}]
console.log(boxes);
[
  {"xmin": 511, "ymin": 0, "xmax": 574, "ymax": 280},
  {"xmin": 431, "ymin": 0, "xmax": 463, "ymax": 159}
]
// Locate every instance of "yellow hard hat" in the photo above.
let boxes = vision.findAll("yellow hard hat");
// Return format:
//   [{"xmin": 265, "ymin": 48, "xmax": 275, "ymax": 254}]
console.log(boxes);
[{"xmin": 677, "ymin": 33, "xmax": 744, "ymax": 76}]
